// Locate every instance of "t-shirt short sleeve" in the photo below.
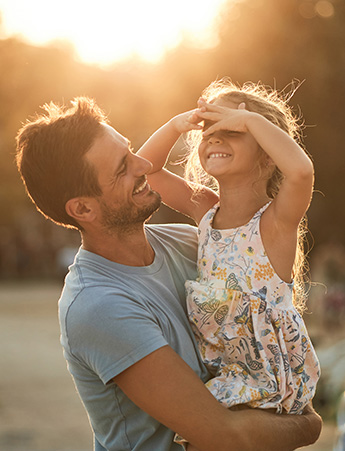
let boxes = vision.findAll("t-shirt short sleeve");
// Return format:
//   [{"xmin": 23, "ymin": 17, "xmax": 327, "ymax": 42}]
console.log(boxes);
[{"xmin": 65, "ymin": 288, "xmax": 168, "ymax": 384}]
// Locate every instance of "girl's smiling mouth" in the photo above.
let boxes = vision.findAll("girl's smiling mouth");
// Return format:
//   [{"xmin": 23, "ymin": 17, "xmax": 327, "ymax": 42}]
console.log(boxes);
[{"xmin": 208, "ymin": 153, "xmax": 232, "ymax": 159}]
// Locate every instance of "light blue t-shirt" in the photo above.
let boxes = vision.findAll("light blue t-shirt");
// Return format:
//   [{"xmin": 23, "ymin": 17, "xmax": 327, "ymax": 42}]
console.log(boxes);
[{"xmin": 58, "ymin": 224, "xmax": 210, "ymax": 451}]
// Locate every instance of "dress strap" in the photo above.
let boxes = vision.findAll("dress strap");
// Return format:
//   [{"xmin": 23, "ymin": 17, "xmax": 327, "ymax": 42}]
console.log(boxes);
[
  {"xmin": 248, "ymin": 201, "xmax": 272, "ymax": 224},
  {"xmin": 258, "ymin": 201, "xmax": 272, "ymax": 215},
  {"xmin": 199, "ymin": 202, "xmax": 220, "ymax": 229}
]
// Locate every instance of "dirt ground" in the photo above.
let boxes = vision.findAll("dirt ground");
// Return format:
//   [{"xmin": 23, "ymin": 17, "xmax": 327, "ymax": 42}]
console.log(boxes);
[
  {"xmin": 0, "ymin": 282, "xmax": 92, "ymax": 451},
  {"xmin": 0, "ymin": 282, "xmax": 338, "ymax": 450}
]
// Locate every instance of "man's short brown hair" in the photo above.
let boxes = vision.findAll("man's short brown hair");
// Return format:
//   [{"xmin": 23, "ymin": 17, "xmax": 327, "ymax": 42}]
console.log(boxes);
[{"xmin": 16, "ymin": 97, "xmax": 108, "ymax": 230}]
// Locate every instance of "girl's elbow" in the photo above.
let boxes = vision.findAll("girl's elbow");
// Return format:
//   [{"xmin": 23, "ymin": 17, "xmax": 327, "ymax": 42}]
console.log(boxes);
[
  {"xmin": 306, "ymin": 157, "xmax": 314, "ymax": 178},
  {"xmin": 291, "ymin": 159, "xmax": 314, "ymax": 186}
]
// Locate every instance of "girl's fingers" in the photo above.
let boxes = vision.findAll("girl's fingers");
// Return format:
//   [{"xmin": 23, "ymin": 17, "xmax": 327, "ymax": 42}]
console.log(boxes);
[
  {"xmin": 188, "ymin": 120, "xmax": 203, "ymax": 130},
  {"xmin": 186, "ymin": 112, "xmax": 203, "ymax": 129},
  {"xmin": 196, "ymin": 110, "xmax": 223, "ymax": 121},
  {"xmin": 188, "ymin": 110, "xmax": 204, "ymax": 124},
  {"xmin": 202, "ymin": 123, "xmax": 222, "ymax": 136},
  {"xmin": 238, "ymin": 102, "xmax": 246, "ymax": 110},
  {"xmin": 188, "ymin": 111, "xmax": 198, "ymax": 122},
  {"xmin": 197, "ymin": 97, "xmax": 207, "ymax": 106},
  {"xmin": 199, "ymin": 102, "xmax": 223, "ymax": 113}
]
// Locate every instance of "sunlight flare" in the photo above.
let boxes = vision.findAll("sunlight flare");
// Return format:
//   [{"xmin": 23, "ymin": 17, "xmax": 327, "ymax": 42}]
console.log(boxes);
[{"xmin": 0, "ymin": 0, "xmax": 228, "ymax": 65}]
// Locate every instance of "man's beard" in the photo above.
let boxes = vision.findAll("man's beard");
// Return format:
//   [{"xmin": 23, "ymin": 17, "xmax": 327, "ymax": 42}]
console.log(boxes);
[{"xmin": 99, "ymin": 190, "xmax": 161, "ymax": 234}]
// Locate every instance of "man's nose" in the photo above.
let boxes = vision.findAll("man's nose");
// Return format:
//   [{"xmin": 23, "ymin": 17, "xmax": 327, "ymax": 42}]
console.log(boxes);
[{"xmin": 133, "ymin": 154, "xmax": 153, "ymax": 176}]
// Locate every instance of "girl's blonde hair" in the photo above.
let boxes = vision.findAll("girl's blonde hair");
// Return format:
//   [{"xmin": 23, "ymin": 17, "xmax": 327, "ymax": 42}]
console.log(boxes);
[{"xmin": 184, "ymin": 78, "xmax": 310, "ymax": 312}]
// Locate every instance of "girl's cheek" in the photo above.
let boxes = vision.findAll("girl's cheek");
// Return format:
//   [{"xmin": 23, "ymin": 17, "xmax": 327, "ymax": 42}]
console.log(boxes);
[
  {"xmin": 198, "ymin": 142, "xmax": 206, "ymax": 155},
  {"xmin": 198, "ymin": 147, "xmax": 205, "ymax": 164},
  {"xmin": 198, "ymin": 152, "xmax": 208, "ymax": 171}
]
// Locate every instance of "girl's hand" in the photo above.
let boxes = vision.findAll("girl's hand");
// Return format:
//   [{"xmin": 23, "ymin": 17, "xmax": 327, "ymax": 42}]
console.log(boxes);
[
  {"xmin": 170, "ymin": 109, "xmax": 203, "ymax": 134},
  {"xmin": 197, "ymin": 99, "xmax": 253, "ymax": 136}
]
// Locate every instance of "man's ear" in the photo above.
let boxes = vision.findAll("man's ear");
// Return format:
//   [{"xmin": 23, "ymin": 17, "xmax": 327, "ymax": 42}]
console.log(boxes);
[{"xmin": 65, "ymin": 197, "xmax": 98, "ymax": 224}]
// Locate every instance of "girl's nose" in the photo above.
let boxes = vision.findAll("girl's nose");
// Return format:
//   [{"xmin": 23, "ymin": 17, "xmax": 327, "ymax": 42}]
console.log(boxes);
[{"xmin": 208, "ymin": 134, "xmax": 223, "ymax": 145}]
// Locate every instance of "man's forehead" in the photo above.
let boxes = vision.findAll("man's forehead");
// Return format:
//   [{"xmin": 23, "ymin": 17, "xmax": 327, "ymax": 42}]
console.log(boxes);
[
  {"xmin": 85, "ymin": 124, "xmax": 130, "ymax": 171},
  {"xmin": 101, "ymin": 123, "xmax": 130, "ymax": 146}
]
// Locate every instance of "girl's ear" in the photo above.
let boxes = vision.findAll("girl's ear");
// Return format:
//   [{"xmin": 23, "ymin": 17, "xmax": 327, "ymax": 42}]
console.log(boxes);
[{"xmin": 65, "ymin": 197, "xmax": 97, "ymax": 225}]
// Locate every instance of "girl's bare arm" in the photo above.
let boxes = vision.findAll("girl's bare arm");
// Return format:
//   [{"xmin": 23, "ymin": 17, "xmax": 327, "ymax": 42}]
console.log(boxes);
[{"xmin": 138, "ymin": 111, "xmax": 218, "ymax": 223}]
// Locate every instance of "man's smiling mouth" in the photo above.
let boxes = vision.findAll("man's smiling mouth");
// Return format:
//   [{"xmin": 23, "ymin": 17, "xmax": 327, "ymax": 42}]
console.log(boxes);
[{"xmin": 133, "ymin": 180, "xmax": 148, "ymax": 195}]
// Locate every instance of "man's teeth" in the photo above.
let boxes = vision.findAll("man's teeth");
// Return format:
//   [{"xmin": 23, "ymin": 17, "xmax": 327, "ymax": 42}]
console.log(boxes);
[
  {"xmin": 133, "ymin": 181, "xmax": 147, "ymax": 194},
  {"xmin": 209, "ymin": 153, "xmax": 231, "ymax": 159}
]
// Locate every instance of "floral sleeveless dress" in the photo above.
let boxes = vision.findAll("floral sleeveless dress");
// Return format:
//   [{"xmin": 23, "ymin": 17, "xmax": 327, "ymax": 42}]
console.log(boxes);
[{"xmin": 186, "ymin": 202, "xmax": 320, "ymax": 414}]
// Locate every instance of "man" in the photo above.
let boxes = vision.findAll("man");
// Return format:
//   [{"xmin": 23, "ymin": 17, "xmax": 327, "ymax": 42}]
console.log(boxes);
[{"xmin": 16, "ymin": 97, "xmax": 321, "ymax": 450}]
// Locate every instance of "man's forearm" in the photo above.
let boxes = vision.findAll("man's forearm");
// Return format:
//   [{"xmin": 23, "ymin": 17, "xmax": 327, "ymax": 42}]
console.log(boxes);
[
  {"xmin": 223, "ymin": 405, "xmax": 322, "ymax": 451},
  {"xmin": 115, "ymin": 346, "xmax": 321, "ymax": 451}
]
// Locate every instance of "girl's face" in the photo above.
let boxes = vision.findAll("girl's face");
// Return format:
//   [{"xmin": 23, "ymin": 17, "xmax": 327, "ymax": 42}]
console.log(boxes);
[{"xmin": 198, "ymin": 98, "xmax": 265, "ymax": 184}]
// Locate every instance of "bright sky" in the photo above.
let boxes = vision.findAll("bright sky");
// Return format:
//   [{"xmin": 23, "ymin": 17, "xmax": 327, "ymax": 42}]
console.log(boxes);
[{"xmin": 0, "ymin": 0, "xmax": 228, "ymax": 66}]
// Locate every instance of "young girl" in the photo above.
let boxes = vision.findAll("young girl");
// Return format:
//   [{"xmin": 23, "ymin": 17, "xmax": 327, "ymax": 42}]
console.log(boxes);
[{"xmin": 138, "ymin": 79, "xmax": 320, "ymax": 447}]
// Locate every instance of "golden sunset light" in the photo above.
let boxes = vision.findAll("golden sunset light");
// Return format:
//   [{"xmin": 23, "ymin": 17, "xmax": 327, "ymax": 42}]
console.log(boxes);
[{"xmin": 0, "ymin": 0, "xmax": 228, "ymax": 65}]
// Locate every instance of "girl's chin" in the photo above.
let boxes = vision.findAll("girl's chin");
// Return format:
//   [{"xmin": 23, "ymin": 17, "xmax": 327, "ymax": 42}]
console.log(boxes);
[{"xmin": 204, "ymin": 166, "xmax": 231, "ymax": 178}]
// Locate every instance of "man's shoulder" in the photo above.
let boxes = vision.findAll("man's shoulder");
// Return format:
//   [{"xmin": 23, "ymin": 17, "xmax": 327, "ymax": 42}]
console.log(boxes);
[
  {"xmin": 145, "ymin": 222, "xmax": 197, "ymax": 242},
  {"xmin": 58, "ymin": 275, "xmax": 146, "ymax": 340},
  {"xmin": 146, "ymin": 223, "xmax": 198, "ymax": 256}
]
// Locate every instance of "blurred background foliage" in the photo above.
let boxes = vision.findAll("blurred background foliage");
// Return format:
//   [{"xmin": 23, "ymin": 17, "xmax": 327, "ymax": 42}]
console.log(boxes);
[{"xmin": 0, "ymin": 0, "xmax": 345, "ymax": 428}]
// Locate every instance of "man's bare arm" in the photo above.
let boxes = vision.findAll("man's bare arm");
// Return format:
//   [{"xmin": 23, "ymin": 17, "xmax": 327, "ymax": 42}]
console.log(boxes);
[{"xmin": 114, "ymin": 346, "xmax": 322, "ymax": 451}]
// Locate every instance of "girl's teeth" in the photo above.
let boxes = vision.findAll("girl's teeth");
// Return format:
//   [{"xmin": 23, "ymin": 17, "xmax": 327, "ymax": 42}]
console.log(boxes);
[{"xmin": 209, "ymin": 153, "xmax": 230, "ymax": 158}]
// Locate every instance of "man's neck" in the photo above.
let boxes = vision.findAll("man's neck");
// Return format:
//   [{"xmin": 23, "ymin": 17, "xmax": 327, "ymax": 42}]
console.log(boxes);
[{"xmin": 81, "ymin": 224, "xmax": 155, "ymax": 267}]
